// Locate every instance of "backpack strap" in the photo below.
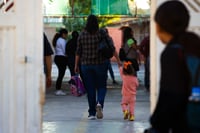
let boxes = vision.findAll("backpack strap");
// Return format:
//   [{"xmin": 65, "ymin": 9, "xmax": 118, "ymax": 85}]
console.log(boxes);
[{"xmin": 125, "ymin": 47, "xmax": 132, "ymax": 56}]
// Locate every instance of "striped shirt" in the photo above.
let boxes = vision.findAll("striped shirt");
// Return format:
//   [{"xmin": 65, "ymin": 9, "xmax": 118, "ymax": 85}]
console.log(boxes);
[{"xmin": 76, "ymin": 30, "xmax": 106, "ymax": 65}]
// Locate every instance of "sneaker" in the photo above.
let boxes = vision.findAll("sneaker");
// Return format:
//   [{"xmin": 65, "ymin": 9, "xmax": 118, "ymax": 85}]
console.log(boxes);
[
  {"xmin": 88, "ymin": 115, "xmax": 96, "ymax": 120},
  {"xmin": 54, "ymin": 90, "xmax": 66, "ymax": 96},
  {"xmin": 96, "ymin": 103, "xmax": 103, "ymax": 119},
  {"xmin": 129, "ymin": 114, "xmax": 135, "ymax": 121},
  {"xmin": 123, "ymin": 110, "xmax": 128, "ymax": 120}
]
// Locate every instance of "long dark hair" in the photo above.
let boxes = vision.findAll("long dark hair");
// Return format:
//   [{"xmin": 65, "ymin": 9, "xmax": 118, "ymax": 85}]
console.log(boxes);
[
  {"xmin": 71, "ymin": 30, "xmax": 79, "ymax": 40},
  {"xmin": 52, "ymin": 28, "xmax": 68, "ymax": 48},
  {"xmin": 121, "ymin": 26, "xmax": 136, "ymax": 46},
  {"xmin": 85, "ymin": 14, "xmax": 99, "ymax": 34},
  {"xmin": 154, "ymin": 0, "xmax": 200, "ymax": 57}
]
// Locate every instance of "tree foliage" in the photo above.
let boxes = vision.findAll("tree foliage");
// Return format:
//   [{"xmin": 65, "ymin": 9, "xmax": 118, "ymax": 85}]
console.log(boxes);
[
  {"xmin": 63, "ymin": 0, "xmax": 91, "ymax": 32},
  {"xmin": 69, "ymin": 0, "xmax": 91, "ymax": 16}
]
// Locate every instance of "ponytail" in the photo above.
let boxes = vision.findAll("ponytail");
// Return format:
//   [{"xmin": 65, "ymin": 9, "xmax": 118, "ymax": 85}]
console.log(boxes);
[
  {"xmin": 52, "ymin": 32, "xmax": 60, "ymax": 48},
  {"xmin": 52, "ymin": 28, "xmax": 68, "ymax": 48}
]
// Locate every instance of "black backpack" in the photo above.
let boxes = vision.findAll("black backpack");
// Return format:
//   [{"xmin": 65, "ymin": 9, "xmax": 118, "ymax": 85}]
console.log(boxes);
[
  {"xmin": 171, "ymin": 44, "xmax": 200, "ymax": 130},
  {"xmin": 98, "ymin": 29, "xmax": 115, "ymax": 59}
]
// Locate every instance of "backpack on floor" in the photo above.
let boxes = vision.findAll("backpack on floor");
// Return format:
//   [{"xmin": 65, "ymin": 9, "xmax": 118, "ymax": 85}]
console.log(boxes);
[{"xmin": 70, "ymin": 75, "xmax": 86, "ymax": 97}]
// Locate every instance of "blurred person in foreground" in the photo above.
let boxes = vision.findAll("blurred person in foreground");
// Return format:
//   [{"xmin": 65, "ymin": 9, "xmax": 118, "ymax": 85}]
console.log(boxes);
[{"xmin": 145, "ymin": 1, "xmax": 200, "ymax": 133}]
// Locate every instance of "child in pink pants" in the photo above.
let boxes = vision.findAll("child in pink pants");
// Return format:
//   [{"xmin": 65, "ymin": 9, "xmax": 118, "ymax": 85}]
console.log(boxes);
[{"xmin": 119, "ymin": 61, "xmax": 139, "ymax": 121}]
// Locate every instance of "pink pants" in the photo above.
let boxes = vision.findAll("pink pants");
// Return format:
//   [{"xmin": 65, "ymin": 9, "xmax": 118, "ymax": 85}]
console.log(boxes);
[{"xmin": 121, "ymin": 95, "xmax": 136, "ymax": 115}]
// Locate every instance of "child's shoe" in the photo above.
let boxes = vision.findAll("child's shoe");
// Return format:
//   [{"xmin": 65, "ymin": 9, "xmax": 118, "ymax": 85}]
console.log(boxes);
[
  {"xmin": 129, "ymin": 114, "xmax": 135, "ymax": 121},
  {"xmin": 123, "ymin": 110, "xmax": 128, "ymax": 120}
]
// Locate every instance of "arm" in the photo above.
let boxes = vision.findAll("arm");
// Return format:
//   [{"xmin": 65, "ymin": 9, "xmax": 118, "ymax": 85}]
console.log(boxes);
[
  {"xmin": 75, "ymin": 55, "xmax": 80, "ymax": 74},
  {"xmin": 75, "ymin": 35, "xmax": 82, "ymax": 74},
  {"xmin": 108, "ymin": 36, "xmax": 122, "ymax": 66},
  {"xmin": 45, "ymin": 55, "xmax": 52, "ymax": 88},
  {"xmin": 43, "ymin": 33, "xmax": 53, "ymax": 88}
]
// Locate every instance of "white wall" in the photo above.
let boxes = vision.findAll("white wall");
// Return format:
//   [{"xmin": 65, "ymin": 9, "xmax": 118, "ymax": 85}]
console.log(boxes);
[{"xmin": 0, "ymin": 0, "xmax": 43, "ymax": 133}]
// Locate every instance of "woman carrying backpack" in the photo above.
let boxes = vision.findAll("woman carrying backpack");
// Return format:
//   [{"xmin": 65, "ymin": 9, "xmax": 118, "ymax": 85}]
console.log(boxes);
[
  {"xmin": 65, "ymin": 31, "xmax": 79, "ymax": 81},
  {"xmin": 120, "ymin": 26, "xmax": 140, "ymax": 74},
  {"xmin": 74, "ymin": 15, "xmax": 120, "ymax": 120}
]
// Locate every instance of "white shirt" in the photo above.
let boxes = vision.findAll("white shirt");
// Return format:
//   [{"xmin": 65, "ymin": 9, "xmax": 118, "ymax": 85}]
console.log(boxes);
[{"xmin": 55, "ymin": 37, "xmax": 67, "ymax": 56}]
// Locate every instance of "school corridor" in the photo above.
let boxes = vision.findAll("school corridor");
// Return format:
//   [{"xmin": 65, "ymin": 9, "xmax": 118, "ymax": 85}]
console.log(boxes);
[{"xmin": 43, "ymin": 63, "xmax": 150, "ymax": 133}]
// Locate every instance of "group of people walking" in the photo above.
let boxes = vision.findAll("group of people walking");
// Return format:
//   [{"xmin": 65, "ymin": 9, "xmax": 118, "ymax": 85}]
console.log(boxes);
[
  {"xmin": 43, "ymin": 0, "xmax": 200, "ymax": 132},
  {"xmin": 74, "ymin": 15, "xmax": 140, "ymax": 120},
  {"xmin": 44, "ymin": 14, "xmax": 143, "ymax": 121}
]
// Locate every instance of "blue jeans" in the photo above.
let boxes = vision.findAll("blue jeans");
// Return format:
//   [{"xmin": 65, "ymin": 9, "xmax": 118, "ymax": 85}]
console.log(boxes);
[{"xmin": 81, "ymin": 62, "xmax": 108, "ymax": 116}]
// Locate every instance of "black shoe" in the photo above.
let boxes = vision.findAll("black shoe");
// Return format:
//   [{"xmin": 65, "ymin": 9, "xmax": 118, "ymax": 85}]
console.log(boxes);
[{"xmin": 113, "ymin": 80, "xmax": 118, "ymax": 84}]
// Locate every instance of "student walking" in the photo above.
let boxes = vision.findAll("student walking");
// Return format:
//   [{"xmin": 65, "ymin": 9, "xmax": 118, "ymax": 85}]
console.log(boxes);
[
  {"xmin": 104, "ymin": 28, "xmax": 118, "ymax": 84},
  {"xmin": 65, "ymin": 31, "xmax": 79, "ymax": 81},
  {"xmin": 120, "ymin": 26, "xmax": 140, "ymax": 74},
  {"xmin": 119, "ymin": 61, "xmax": 139, "ymax": 121},
  {"xmin": 139, "ymin": 35, "xmax": 150, "ymax": 91},
  {"xmin": 52, "ymin": 28, "xmax": 68, "ymax": 96}
]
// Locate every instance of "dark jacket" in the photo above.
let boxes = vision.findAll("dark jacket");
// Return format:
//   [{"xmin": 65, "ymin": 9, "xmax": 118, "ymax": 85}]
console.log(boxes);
[{"xmin": 150, "ymin": 39, "xmax": 190, "ymax": 132}]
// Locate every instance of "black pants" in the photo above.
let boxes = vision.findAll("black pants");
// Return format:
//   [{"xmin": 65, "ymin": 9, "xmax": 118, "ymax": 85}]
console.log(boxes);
[
  {"xmin": 54, "ymin": 55, "xmax": 68, "ymax": 90},
  {"xmin": 67, "ymin": 55, "xmax": 76, "ymax": 77}
]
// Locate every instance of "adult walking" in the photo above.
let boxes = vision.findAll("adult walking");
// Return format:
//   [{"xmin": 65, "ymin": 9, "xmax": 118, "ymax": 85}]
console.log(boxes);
[
  {"xmin": 52, "ymin": 28, "xmax": 68, "ymax": 96},
  {"xmin": 104, "ymin": 28, "xmax": 118, "ymax": 84},
  {"xmin": 120, "ymin": 26, "xmax": 140, "ymax": 75},
  {"xmin": 139, "ymin": 35, "xmax": 150, "ymax": 91},
  {"xmin": 65, "ymin": 31, "xmax": 79, "ymax": 81},
  {"xmin": 75, "ymin": 15, "xmax": 120, "ymax": 120},
  {"xmin": 145, "ymin": 1, "xmax": 200, "ymax": 133}
]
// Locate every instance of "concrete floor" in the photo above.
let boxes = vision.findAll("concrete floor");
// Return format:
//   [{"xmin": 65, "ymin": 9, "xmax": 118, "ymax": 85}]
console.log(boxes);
[{"xmin": 43, "ymin": 63, "xmax": 150, "ymax": 133}]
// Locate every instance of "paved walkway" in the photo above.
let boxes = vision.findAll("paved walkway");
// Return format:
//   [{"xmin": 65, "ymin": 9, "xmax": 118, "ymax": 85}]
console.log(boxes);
[{"xmin": 43, "ymin": 63, "xmax": 150, "ymax": 133}]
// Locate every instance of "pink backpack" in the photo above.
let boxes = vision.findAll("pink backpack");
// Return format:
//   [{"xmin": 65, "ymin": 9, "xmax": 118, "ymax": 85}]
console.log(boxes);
[{"xmin": 70, "ymin": 75, "xmax": 86, "ymax": 97}]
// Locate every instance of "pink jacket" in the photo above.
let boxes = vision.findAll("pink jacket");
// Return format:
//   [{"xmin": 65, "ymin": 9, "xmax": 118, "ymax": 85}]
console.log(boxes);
[{"xmin": 119, "ymin": 67, "xmax": 139, "ymax": 96}]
